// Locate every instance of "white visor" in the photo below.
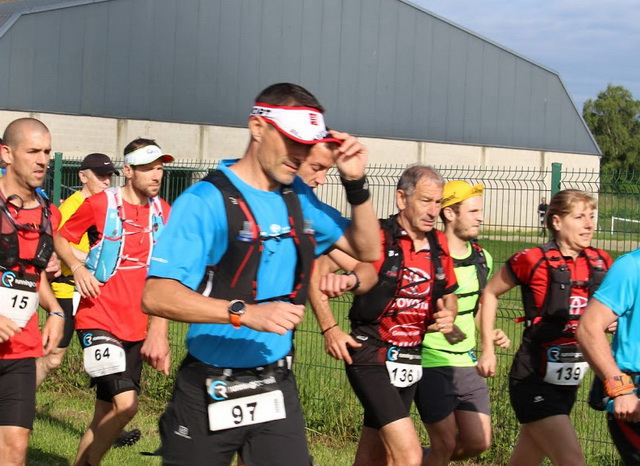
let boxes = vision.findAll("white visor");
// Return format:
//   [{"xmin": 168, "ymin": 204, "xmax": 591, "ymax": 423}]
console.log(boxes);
[
  {"xmin": 251, "ymin": 103, "xmax": 341, "ymax": 145},
  {"xmin": 124, "ymin": 145, "xmax": 175, "ymax": 166}
]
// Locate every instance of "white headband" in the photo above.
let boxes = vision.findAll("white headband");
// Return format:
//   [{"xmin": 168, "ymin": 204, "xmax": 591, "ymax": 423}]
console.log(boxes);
[
  {"xmin": 124, "ymin": 145, "xmax": 175, "ymax": 166},
  {"xmin": 251, "ymin": 103, "xmax": 341, "ymax": 145}
]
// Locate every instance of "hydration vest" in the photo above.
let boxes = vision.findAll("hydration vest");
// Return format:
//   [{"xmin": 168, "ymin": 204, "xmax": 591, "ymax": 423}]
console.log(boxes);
[
  {"xmin": 520, "ymin": 241, "xmax": 608, "ymax": 333},
  {"xmin": 0, "ymin": 190, "xmax": 54, "ymax": 272},
  {"xmin": 85, "ymin": 187, "xmax": 166, "ymax": 283},
  {"xmin": 452, "ymin": 240, "xmax": 489, "ymax": 316},
  {"xmin": 349, "ymin": 215, "xmax": 447, "ymax": 325},
  {"xmin": 196, "ymin": 171, "xmax": 315, "ymax": 305}
]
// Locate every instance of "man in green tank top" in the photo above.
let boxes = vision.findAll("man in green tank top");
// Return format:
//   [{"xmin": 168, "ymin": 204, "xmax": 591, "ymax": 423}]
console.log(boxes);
[{"xmin": 415, "ymin": 180, "xmax": 510, "ymax": 465}]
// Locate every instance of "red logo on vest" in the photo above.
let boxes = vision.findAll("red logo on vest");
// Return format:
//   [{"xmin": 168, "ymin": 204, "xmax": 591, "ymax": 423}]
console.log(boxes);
[
  {"xmin": 400, "ymin": 267, "xmax": 430, "ymax": 297},
  {"xmin": 569, "ymin": 296, "xmax": 588, "ymax": 316}
]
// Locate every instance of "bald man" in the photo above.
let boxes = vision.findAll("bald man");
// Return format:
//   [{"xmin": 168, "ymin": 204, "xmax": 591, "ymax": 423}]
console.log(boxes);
[{"xmin": 0, "ymin": 118, "xmax": 64, "ymax": 464}]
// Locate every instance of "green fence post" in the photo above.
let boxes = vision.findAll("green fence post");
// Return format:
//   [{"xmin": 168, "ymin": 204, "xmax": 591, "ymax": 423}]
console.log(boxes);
[
  {"xmin": 52, "ymin": 152, "xmax": 63, "ymax": 207},
  {"xmin": 551, "ymin": 162, "xmax": 562, "ymax": 196}
]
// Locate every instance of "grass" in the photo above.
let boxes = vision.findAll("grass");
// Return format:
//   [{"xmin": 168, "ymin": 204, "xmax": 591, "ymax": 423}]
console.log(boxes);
[
  {"xmin": 30, "ymin": 335, "xmax": 359, "ymax": 466},
  {"xmin": 29, "ymin": 237, "xmax": 631, "ymax": 465}
]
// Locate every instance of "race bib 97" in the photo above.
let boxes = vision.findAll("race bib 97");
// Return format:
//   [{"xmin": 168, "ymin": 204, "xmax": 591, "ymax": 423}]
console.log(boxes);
[{"xmin": 206, "ymin": 374, "xmax": 286, "ymax": 431}]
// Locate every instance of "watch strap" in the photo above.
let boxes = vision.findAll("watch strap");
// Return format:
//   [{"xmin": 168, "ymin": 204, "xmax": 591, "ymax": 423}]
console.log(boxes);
[{"xmin": 230, "ymin": 313, "xmax": 242, "ymax": 329}]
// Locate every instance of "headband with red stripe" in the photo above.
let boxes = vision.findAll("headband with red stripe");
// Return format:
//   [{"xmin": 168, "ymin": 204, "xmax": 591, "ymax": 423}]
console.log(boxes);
[{"xmin": 251, "ymin": 103, "xmax": 341, "ymax": 145}]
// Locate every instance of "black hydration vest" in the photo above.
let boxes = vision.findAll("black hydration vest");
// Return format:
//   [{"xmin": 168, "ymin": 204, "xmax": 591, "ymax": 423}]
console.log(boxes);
[
  {"xmin": 196, "ymin": 171, "xmax": 315, "ymax": 305},
  {"xmin": 452, "ymin": 240, "xmax": 489, "ymax": 316},
  {"xmin": 0, "ymin": 191, "xmax": 54, "ymax": 273},
  {"xmin": 521, "ymin": 241, "xmax": 608, "ymax": 331},
  {"xmin": 349, "ymin": 215, "xmax": 447, "ymax": 325}
]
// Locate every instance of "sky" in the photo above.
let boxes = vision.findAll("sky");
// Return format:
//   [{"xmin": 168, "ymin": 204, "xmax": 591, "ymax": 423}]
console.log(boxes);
[{"xmin": 411, "ymin": 0, "xmax": 640, "ymax": 111}]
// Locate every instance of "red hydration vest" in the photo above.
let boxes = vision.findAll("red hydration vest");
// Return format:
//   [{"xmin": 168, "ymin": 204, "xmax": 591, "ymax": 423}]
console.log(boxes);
[{"xmin": 349, "ymin": 215, "xmax": 448, "ymax": 326}]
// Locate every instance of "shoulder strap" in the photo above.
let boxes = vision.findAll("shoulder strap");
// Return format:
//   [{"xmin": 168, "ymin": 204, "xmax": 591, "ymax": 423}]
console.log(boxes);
[
  {"xmin": 148, "ymin": 195, "xmax": 166, "ymax": 239},
  {"xmin": 470, "ymin": 241, "xmax": 489, "ymax": 291},
  {"xmin": 200, "ymin": 171, "xmax": 314, "ymax": 305},
  {"xmin": 200, "ymin": 171, "xmax": 260, "ymax": 301},
  {"xmin": 349, "ymin": 216, "xmax": 403, "ymax": 324},
  {"xmin": 584, "ymin": 247, "xmax": 609, "ymax": 296},
  {"xmin": 454, "ymin": 241, "xmax": 489, "ymax": 314},
  {"xmin": 426, "ymin": 230, "xmax": 447, "ymax": 304},
  {"xmin": 202, "ymin": 170, "xmax": 259, "ymax": 243},
  {"xmin": 280, "ymin": 184, "xmax": 315, "ymax": 304},
  {"xmin": 84, "ymin": 188, "xmax": 124, "ymax": 282},
  {"xmin": 34, "ymin": 190, "xmax": 52, "ymax": 236},
  {"xmin": 527, "ymin": 242, "xmax": 561, "ymax": 284}
]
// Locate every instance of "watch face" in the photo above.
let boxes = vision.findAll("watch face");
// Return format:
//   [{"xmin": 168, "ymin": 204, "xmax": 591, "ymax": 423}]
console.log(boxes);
[{"xmin": 229, "ymin": 300, "xmax": 246, "ymax": 315}]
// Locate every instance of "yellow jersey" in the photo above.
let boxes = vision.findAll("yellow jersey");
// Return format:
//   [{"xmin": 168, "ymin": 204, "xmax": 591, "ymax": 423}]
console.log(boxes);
[{"xmin": 51, "ymin": 190, "xmax": 89, "ymax": 299}]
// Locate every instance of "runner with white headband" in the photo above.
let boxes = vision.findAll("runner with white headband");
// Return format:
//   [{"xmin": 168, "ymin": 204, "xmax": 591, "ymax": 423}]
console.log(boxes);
[
  {"xmin": 250, "ymin": 103, "xmax": 342, "ymax": 145},
  {"xmin": 143, "ymin": 82, "xmax": 380, "ymax": 465},
  {"xmin": 55, "ymin": 137, "xmax": 173, "ymax": 466}
]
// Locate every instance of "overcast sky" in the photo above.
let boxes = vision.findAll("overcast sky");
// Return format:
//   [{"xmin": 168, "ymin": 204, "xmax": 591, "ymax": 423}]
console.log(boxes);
[{"xmin": 412, "ymin": 0, "xmax": 640, "ymax": 111}]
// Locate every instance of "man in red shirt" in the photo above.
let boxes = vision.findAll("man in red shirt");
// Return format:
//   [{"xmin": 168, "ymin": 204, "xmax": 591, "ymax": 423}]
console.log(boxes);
[
  {"xmin": 310, "ymin": 165, "xmax": 458, "ymax": 466},
  {"xmin": 37, "ymin": 153, "xmax": 118, "ymax": 388},
  {"xmin": 55, "ymin": 138, "xmax": 173, "ymax": 466},
  {"xmin": 0, "ymin": 118, "xmax": 64, "ymax": 465}
]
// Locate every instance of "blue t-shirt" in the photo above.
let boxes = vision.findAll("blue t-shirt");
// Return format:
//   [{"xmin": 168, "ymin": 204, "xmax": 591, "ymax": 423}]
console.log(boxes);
[
  {"xmin": 592, "ymin": 248, "xmax": 640, "ymax": 373},
  {"xmin": 149, "ymin": 159, "xmax": 349, "ymax": 367}
]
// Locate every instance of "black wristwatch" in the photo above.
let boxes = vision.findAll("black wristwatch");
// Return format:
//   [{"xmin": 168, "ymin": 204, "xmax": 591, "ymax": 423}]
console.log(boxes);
[{"xmin": 228, "ymin": 299, "xmax": 246, "ymax": 329}]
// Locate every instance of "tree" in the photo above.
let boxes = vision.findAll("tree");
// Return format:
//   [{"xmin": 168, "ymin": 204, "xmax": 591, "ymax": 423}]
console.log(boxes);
[{"xmin": 583, "ymin": 84, "xmax": 640, "ymax": 172}]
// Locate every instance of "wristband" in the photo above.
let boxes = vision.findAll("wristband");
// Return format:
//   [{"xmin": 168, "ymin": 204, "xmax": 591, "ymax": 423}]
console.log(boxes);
[
  {"xmin": 341, "ymin": 176, "xmax": 370, "ymax": 206},
  {"xmin": 71, "ymin": 263, "xmax": 85, "ymax": 274},
  {"xmin": 344, "ymin": 270, "xmax": 360, "ymax": 291},
  {"xmin": 321, "ymin": 323, "xmax": 339, "ymax": 335},
  {"xmin": 604, "ymin": 374, "xmax": 636, "ymax": 398},
  {"xmin": 48, "ymin": 311, "xmax": 66, "ymax": 320}
]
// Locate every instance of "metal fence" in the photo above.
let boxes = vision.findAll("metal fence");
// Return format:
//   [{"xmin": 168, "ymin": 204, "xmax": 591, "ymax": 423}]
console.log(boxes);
[{"xmin": 46, "ymin": 158, "xmax": 639, "ymax": 464}]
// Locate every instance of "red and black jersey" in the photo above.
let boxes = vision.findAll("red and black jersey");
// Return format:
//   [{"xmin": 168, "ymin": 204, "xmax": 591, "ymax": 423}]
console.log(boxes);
[
  {"xmin": 0, "ymin": 198, "xmax": 61, "ymax": 360},
  {"xmin": 507, "ymin": 241, "xmax": 612, "ymax": 383},
  {"xmin": 349, "ymin": 216, "xmax": 457, "ymax": 348}
]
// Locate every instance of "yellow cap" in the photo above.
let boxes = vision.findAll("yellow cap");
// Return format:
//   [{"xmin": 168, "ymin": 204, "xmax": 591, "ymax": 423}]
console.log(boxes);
[{"xmin": 442, "ymin": 180, "xmax": 484, "ymax": 208}]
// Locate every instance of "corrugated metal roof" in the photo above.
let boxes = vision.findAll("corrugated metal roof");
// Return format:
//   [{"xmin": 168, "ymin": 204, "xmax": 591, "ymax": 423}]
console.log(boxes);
[
  {"xmin": 0, "ymin": 0, "xmax": 108, "ymax": 37},
  {"xmin": 0, "ymin": 0, "xmax": 600, "ymax": 155}
]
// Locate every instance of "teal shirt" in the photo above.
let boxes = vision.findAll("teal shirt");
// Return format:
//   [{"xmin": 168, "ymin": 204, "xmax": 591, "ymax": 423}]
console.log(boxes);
[{"xmin": 421, "ymin": 242, "xmax": 493, "ymax": 368}]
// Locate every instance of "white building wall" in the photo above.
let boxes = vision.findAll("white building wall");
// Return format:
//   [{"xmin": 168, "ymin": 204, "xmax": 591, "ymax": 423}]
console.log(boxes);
[{"xmin": 0, "ymin": 110, "xmax": 600, "ymax": 230}]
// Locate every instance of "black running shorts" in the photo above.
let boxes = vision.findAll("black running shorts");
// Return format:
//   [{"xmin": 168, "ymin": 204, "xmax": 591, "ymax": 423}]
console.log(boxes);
[
  {"xmin": 0, "ymin": 358, "xmax": 36, "ymax": 429},
  {"xmin": 346, "ymin": 363, "xmax": 416, "ymax": 429},
  {"xmin": 509, "ymin": 378, "xmax": 577, "ymax": 424},
  {"xmin": 158, "ymin": 354, "xmax": 312, "ymax": 466},
  {"xmin": 57, "ymin": 298, "xmax": 75, "ymax": 349},
  {"xmin": 76, "ymin": 330, "xmax": 143, "ymax": 402}
]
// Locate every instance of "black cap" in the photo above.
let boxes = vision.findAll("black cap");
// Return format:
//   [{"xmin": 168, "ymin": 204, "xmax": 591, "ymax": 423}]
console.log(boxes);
[{"xmin": 80, "ymin": 153, "xmax": 119, "ymax": 175}]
